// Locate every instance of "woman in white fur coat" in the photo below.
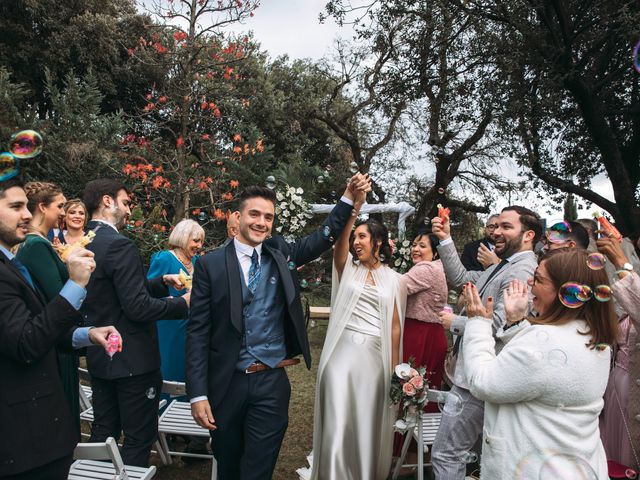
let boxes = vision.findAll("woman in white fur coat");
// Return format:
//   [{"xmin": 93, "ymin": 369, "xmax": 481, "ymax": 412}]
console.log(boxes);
[{"xmin": 462, "ymin": 248, "xmax": 618, "ymax": 479}]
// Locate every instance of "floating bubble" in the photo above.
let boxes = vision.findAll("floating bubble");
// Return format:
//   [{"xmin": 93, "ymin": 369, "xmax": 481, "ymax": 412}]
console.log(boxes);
[
  {"xmin": 0, "ymin": 152, "xmax": 19, "ymax": 181},
  {"xmin": 317, "ymin": 175, "xmax": 324, "ymax": 184},
  {"xmin": 330, "ymin": 190, "xmax": 337, "ymax": 199},
  {"xmin": 616, "ymin": 269, "xmax": 632, "ymax": 279},
  {"xmin": 437, "ymin": 188, "xmax": 445, "ymax": 194},
  {"xmin": 595, "ymin": 343, "xmax": 611, "ymax": 358},
  {"xmin": 145, "ymin": 387, "xmax": 157, "ymax": 399},
  {"xmin": 548, "ymin": 349, "xmax": 568, "ymax": 367},
  {"xmin": 9, "ymin": 130, "xmax": 43, "ymax": 159},
  {"xmin": 626, "ymin": 468, "xmax": 638, "ymax": 479},
  {"xmin": 532, "ymin": 350, "xmax": 545, "ymax": 362},
  {"xmin": 300, "ymin": 279, "xmax": 308, "ymax": 288},
  {"xmin": 269, "ymin": 276, "xmax": 277, "ymax": 284},
  {"xmin": 594, "ymin": 284, "xmax": 612, "ymax": 302},
  {"xmin": 423, "ymin": 217, "xmax": 430, "ymax": 225},
  {"xmin": 287, "ymin": 261, "xmax": 296, "ymax": 270},
  {"xmin": 265, "ymin": 175, "xmax": 276, "ymax": 189},
  {"xmin": 349, "ymin": 161, "xmax": 359, "ymax": 174},
  {"xmin": 538, "ymin": 453, "xmax": 598, "ymax": 480},
  {"xmin": 322, "ymin": 225, "xmax": 331, "ymax": 238},
  {"xmin": 198, "ymin": 212, "xmax": 206, "ymax": 221},
  {"xmin": 315, "ymin": 277, "xmax": 322, "ymax": 286},
  {"xmin": 586, "ymin": 253, "xmax": 606, "ymax": 270},
  {"xmin": 459, "ymin": 451, "xmax": 478, "ymax": 464},
  {"xmin": 438, "ymin": 390, "xmax": 464, "ymax": 416},
  {"xmin": 576, "ymin": 285, "xmax": 592, "ymax": 302},
  {"xmin": 558, "ymin": 282, "xmax": 589, "ymax": 308},
  {"xmin": 536, "ymin": 330, "xmax": 549, "ymax": 343},
  {"xmin": 634, "ymin": 40, "xmax": 640, "ymax": 74}
]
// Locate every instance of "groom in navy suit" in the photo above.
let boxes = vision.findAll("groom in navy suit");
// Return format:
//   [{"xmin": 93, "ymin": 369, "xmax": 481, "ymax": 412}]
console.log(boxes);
[{"xmin": 186, "ymin": 177, "xmax": 369, "ymax": 479}]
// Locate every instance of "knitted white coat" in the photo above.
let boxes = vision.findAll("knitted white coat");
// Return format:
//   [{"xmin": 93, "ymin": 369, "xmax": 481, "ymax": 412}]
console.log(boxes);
[{"xmin": 463, "ymin": 318, "xmax": 609, "ymax": 479}]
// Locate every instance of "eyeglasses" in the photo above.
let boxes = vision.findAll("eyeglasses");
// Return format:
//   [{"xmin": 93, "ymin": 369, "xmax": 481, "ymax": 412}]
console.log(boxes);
[{"xmin": 486, "ymin": 224, "xmax": 498, "ymax": 229}]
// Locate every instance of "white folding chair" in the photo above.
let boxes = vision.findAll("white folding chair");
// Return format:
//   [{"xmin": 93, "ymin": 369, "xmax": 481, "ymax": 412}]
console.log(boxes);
[
  {"xmin": 157, "ymin": 380, "xmax": 217, "ymax": 480},
  {"xmin": 69, "ymin": 436, "xmax": 156, "ymax": 480},
  {"xmin": 78, "ymin": 368, "xmax": 92, "ymax": 411},
  {"xmin": 392, "ymin": 389, "xmax": 449, "ymax": 480}
]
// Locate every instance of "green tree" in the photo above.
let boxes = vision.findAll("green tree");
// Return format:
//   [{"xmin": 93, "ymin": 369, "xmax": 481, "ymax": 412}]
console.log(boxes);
[{"xmin": 467, "ymin": 0, "xmax": 640, "ymax": 236}]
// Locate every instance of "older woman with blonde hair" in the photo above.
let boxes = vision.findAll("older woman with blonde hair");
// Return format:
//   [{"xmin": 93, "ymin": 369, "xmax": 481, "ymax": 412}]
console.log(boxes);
[{"xmin": 148, "ymin": 219, "xmax": 204, "ymax": 381}]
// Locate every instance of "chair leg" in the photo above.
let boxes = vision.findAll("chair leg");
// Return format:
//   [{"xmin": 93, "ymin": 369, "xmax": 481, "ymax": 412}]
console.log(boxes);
[
  {"xmin": 154, "ymin": 439, "xmax": 168, "ymax": 465},
  {"xmin": 158, "ymin": 433, "xmax": 173, "ymax": 465},
  {"xmin": 392, "ymin": 431, "xmax": 413, "ymax": 480},
  {"xmin": 211, "ymin": 455, "xmax": 218, "ymax": 480}
]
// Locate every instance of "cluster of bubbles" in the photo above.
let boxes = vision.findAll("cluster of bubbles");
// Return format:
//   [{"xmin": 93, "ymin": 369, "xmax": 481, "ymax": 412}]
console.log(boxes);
[
  {"xmin": 634, "ymin": 40, "xmax": 640, "ymax": 74},
  {"xmin": 437, "ymin": 389, "xmax": 464, "ymax": 416},
  {"xmin": 556, "ymin": 252, "xmax": 612, "ymax": 307},
  {"xmin": 0, "ymin": 130, "xmax": 43, "ymax": 181},
  {"xmin": 558, "ymin": 282, "xmax": 612, "ymax": 307}
]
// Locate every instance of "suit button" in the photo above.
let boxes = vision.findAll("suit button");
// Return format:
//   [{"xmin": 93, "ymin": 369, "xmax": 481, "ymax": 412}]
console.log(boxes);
[
  {"xmin": 54, "ymin": 417, "xmax": 59, "ymax": 422},
  {"xmin": 485, "ymin": 438, "xmax": 490, "ymax": 444},
  {"xmin": 247, "ymin": 329, "xmax": 252, "ymax": 334},
  {"xmin": 453, "ymin": 328, "xmax": 460, "ymax": 334}
]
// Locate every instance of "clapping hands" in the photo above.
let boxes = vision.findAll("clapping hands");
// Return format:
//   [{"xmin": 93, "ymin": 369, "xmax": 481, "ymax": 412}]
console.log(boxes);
[
  {"xmin": 503, "ymin": 279, "xmax": 529, "ymax": 325},
  {"xmin": 462, "ymin": 283, "xmax": 493, "ymax": 320}
]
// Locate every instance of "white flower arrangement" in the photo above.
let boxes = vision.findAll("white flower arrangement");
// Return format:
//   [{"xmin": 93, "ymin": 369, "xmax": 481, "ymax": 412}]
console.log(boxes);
[
  {"xmin": 392, "ymin": 238, "xmax": 412, "ymax": 272},
  {"xmin": 275, "ymin": 185, "xmax": 314, "ymax": 241}
]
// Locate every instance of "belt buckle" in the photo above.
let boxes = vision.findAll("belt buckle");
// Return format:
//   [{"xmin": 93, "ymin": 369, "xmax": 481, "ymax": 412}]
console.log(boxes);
[{"xmin": 244, "ymin": 362, "xmax": 261, "ymax": 374}]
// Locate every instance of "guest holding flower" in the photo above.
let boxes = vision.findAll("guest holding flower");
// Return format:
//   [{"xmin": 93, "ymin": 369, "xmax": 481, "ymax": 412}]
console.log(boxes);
[
  {"xmin": 462, "ymin": 248, "xmax": 616, "ymax": 479},
  {"xmin": 401, "ymin": 230, "xmax": 448, "ymax": 406}
]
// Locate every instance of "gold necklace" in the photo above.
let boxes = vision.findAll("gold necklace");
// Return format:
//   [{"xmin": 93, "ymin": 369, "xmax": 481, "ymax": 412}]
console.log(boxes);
[{"xmin": 173, "ymin": 249, "xmax": 193, "ymax": 273}]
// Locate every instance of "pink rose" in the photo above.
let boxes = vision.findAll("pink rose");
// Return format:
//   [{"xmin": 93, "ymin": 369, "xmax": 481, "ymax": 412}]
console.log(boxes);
[
  {"xmin": 402, "ymin": 383, "xmax": 416, "ymax": 396},
  {"xmin": 409, "ymin": 376, "xmax": 424, "ymax": 389}
]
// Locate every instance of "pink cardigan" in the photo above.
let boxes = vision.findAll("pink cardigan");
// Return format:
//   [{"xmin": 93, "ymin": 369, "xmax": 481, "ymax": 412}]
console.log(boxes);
[{"xmin": 402, "ymin": 259, "xmax": 448, "ymax": 323}]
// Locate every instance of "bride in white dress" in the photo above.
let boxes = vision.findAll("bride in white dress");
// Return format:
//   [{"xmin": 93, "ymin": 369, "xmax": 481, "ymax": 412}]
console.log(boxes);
[{"xmin": 307, "ymin": 190, "xmax": 406, "ymax": 480}]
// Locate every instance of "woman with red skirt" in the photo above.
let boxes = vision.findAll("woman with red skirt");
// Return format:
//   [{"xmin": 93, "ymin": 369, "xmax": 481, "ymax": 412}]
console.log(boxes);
[{"xmin": 402, "ymin": 230, "xmax": 449, "ymax": 413}]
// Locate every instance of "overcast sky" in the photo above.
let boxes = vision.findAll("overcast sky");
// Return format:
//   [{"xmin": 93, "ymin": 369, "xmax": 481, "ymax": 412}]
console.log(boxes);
[{"xmin": 141, "ymin": 0, "xmax": 616, "ymax": 216}]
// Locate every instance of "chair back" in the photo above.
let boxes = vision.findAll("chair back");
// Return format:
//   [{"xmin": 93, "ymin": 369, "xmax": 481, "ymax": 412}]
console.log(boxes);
[
  {"xmin": 73, "ymin": 437, "xmax": 126, "ymax": 476},
  {"xmin": 162, "ymin": 380, "xmax": 186, "ymax": 397}
]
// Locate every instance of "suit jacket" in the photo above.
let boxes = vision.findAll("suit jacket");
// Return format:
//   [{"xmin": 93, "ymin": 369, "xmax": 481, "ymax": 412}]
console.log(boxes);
[
  {"xmin": 460, "ymin": 237, "xmax": 493, "ymax": 271},
  {"xmin": 0, "ymin": 252, "xmax": 81, "ymax": 476},
  {"xmin": 82, "ymin": 221, "xmax": 188, "ymax": 379},
  {"xmin": 437, "ymin": 241, "xmax": 538, "ymax": 389},
  {"xmin": 186, "ymin": 200, "xmax": 353, "ymax": 408}
]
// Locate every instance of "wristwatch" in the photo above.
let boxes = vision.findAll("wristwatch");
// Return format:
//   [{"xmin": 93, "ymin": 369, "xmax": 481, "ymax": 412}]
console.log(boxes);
[{"xmin": 620, "ymin": 263, "xmax": 634, "ymax": 272}]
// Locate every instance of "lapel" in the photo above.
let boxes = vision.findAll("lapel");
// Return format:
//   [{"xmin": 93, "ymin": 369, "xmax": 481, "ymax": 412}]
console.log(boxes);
[
  {"xmin": 0, "ymin": 251, "xmax": 45, "ymax": 306},
  {"xmin": 224, "ymin": 242, "xmax": 244, "ymax": 333},
  {"xmin": 263, "ymin": 243, "xmax": 296, "ymax": 307}
]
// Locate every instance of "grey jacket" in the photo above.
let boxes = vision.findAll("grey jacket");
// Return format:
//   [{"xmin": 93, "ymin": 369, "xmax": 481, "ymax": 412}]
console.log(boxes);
[{"xmin": 437, "ymin": 240, "xmax": 538, "ymax": 388}]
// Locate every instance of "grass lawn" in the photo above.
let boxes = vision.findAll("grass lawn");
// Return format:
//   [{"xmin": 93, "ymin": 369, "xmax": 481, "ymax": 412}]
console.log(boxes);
[{"xmin": 149, "ymin": 324, "xmax": 327, "ymax": 480}]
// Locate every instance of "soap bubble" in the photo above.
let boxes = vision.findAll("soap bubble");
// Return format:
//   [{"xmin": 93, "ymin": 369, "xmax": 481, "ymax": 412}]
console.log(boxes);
[
  {"xmin": 265, "ymin": 175, "xmax": 276, "ymax": 189},
  {"xmin": 0, "ymin": 152, "xmax": 19, "ymax": 181},
  {"xmin": 594, "ymin": 285, "xmax": 612, "ymax": 302},
  {"xmin": 9, "ymin": 130, "xmax": 43, "ymax": 159},
  {"xmin": 586, "ymin": 253, "xmax": 606, "ymax": 270},
  {"xmin": 548, "ymin": 349, "xmax": 568, "ymax": 367}
]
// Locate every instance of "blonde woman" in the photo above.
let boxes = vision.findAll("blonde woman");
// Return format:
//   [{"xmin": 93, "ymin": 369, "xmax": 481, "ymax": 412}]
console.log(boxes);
[{"xmin": 63, "ymin": 199, "xmax": 88, "ymax": 245}]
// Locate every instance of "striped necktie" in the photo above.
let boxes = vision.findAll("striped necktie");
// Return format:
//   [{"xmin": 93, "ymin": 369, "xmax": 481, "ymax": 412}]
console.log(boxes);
[{"xmin": 247, "ymin": 249, "xmax": 261, "ymax": 294}]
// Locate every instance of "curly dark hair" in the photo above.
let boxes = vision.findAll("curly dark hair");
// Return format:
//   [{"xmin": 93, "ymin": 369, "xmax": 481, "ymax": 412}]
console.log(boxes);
[{"xmin": 349, "ymin": 218, "xmax": 393, "ymax": 266}]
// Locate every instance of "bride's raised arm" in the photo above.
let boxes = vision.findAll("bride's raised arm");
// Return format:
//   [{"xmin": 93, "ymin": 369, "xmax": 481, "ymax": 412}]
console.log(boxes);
[{"xmin": 334, "ymin": 173, "xmax": 371, "ymax": 279}]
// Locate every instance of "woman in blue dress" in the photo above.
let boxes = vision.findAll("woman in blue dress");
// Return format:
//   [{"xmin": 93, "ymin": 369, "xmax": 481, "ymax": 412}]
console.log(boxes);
[{"xmin": 147, "ymin": 219, "xmax": 204, "ymax": 384}]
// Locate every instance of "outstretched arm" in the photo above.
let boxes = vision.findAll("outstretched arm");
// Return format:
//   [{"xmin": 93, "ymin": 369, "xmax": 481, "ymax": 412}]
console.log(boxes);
[{"xmin": 334, "ymin": 174, "xmax": 371, "ymax": 279}]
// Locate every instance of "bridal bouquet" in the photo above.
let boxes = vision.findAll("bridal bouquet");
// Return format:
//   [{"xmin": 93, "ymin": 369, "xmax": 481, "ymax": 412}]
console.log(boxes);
[
  {"xmin": 274, "ymin": 185, "xmax": 314, "ymax": 242},
  {"xmin": 390, "ymin": 357, "xmax": 430, "ymax": 420}
]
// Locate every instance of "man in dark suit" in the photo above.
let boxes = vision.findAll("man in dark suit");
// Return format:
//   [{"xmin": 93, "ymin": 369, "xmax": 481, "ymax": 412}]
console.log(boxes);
[
  {"xmin": 460, "ymin": 214, "xmax": 499, "ymax": 271},
  {"xmin": 81, "ymin": 178, "xmax": 190, "ymax": 467},
  {"xmin": 0, "ymin": 178, "xmax": 117, "ymax": 480},
  {"xmin": 186, "ymin": 177, "xmax": 369, "ymax": 479}
]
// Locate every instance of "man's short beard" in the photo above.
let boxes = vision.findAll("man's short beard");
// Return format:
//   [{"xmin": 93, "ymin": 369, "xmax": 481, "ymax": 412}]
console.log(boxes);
[
  {"xmin": 496, "ymin": 230, "xmax": 525, "ymax": 259},
  {"xmin": 0, "ymin": 222, "xmax": 24, "ymax": 248}
]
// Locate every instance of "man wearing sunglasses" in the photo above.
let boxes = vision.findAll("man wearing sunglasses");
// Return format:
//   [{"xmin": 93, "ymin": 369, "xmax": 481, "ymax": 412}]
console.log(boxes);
[{"xmin": 541, "ymin": 220, "xmax": 589, "ymax": 253}]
